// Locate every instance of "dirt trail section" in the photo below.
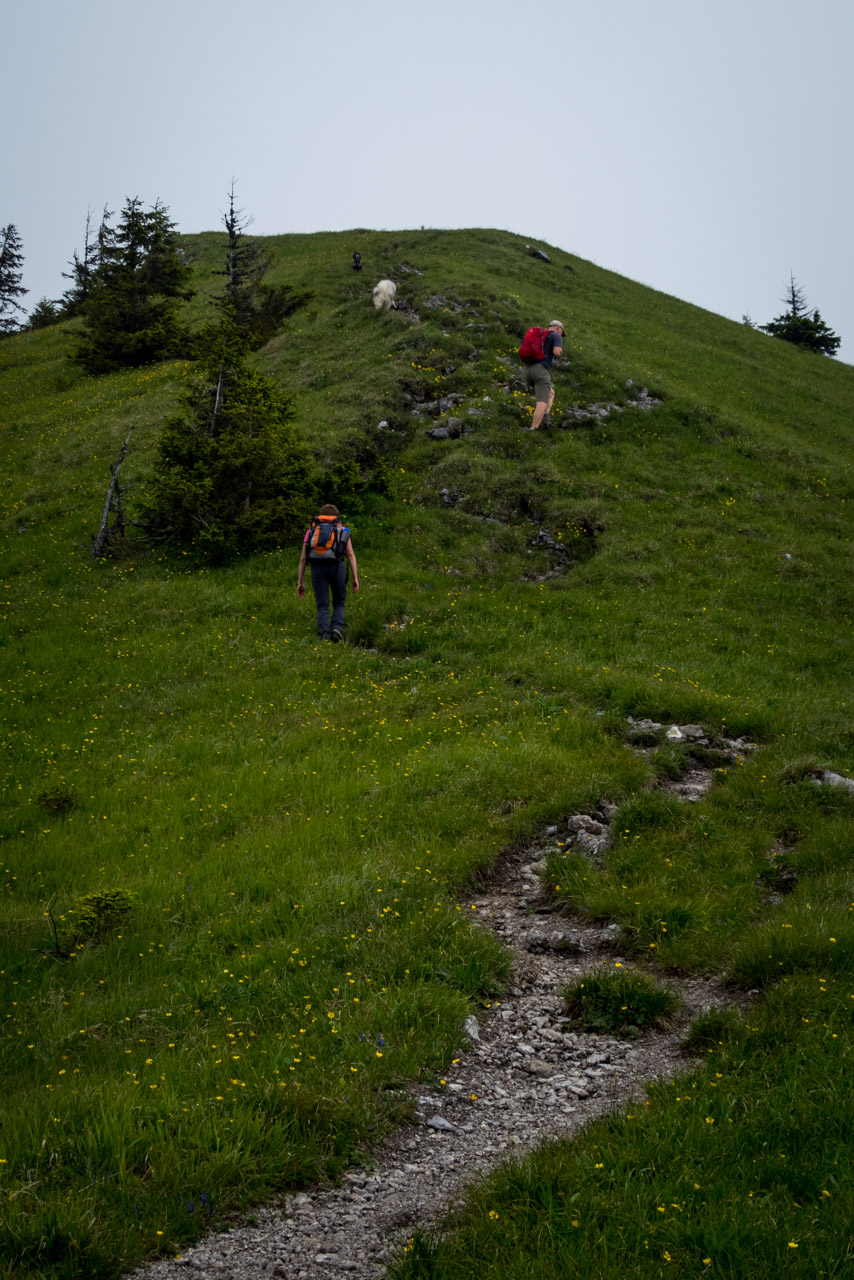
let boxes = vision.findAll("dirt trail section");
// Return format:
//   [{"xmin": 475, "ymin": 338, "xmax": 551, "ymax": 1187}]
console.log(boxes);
[
  {"xmin": 132, "ymin": 737, "xmax": 744, "ymax": 1280},
  {"xmin": 624, "ymin": 718, "xmax": 758, "ymax": 805}
]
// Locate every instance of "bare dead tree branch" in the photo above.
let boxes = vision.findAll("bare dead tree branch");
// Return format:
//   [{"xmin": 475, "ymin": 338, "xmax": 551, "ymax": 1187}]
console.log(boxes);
[
  {"xmin": 211, "ymin": 364, "xmax": 225, "ymax": 434},
  {"xmin": 43, "ymin": 895, "xmax": 71, "ymax": 961},
  {"xmin": 92, "ymin": 426, "xmax": 136, "ymax": 557}
]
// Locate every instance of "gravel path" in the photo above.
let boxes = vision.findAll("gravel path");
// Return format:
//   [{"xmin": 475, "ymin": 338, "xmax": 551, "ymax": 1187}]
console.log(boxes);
[{"xmin": 130, "ymin": 783, "xmax": 738, "ymax": 1280}]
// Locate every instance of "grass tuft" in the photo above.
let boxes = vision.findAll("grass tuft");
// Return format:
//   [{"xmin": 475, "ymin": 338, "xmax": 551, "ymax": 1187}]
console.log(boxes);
[
  {"xmin": 563, "ymin": 968, "xmax": 680, "ymax": 1035},
  {"xmin": 682, "ymin": 1005, "xmax": 745, "ymax": 1054}
]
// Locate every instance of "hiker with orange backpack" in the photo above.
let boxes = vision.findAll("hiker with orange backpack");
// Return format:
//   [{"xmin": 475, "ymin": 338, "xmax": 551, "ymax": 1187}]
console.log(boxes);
[
  {"xmin": 297, "ymin": 504, "xmax": 359, "ymax": 642},
  {"xmin": 518, "ymin": 320, "xmax": 564, "ymax": 430}
]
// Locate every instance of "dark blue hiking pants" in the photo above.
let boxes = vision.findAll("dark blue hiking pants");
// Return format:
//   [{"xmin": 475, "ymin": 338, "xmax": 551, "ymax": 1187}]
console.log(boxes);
[{"xmin": 309, "ymin": 559, "xmax": 347, "ymax": 637}]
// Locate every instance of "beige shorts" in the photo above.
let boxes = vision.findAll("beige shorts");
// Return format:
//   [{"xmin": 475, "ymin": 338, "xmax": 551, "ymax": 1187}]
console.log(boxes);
[{"xmin": 523, "ymin": 362, "xmax": 551, "ymax": 403}]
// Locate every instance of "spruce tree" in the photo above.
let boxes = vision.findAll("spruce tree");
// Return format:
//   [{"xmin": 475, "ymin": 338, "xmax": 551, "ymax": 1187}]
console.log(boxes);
[
  {"xmin": 217, "ymin": 180, "xmax": 262, "ymax": 301},
  {"xmin": 760, "ymin": 274, "xmax": 841, "ymax": 356},
  {"xmin": 0, "ymin": 224, "xmax": 27, "ymax": 335},
  {"xmin": 147, "ymin": 301, "xmax": 313, "ymax": 562},
  {"xmin": 28, "ymin": 297, "xmax": 62, "ymax": 329},
  {"xmin": 75, "ymin": 198, "xmax": 192, "ymax": 373},
  {"xmin": 61, "ymin": 207, "xmax": 104, "ymax": 317},
  {"xmin": 213, "ymin": 181, "xmax": 310, "ymax": 348}
]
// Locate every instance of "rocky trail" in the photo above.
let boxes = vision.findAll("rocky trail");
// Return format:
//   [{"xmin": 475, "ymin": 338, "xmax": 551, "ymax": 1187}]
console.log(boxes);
[{"xmin": 132, "ymin": 725, "xmax": 755, "ymax": 1280}]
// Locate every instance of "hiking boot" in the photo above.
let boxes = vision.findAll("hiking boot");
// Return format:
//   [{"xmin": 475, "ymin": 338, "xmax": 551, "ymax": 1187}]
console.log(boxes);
[
  {"xmin": 541, "ymin": 413, "xmax": 552, "ymax": 428},
  {"xmin": 330, "ymin": 629, "xmax": 343, "ymax": 644}
]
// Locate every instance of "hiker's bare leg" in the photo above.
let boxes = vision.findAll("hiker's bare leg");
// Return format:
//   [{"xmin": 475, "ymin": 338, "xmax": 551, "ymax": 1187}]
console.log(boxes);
[{"xmin": 531, "ymin": 391, "xmax": 553, "ymax": 430}]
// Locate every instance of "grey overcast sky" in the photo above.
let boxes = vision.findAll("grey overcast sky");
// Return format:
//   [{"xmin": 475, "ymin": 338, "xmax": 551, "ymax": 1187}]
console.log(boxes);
[{"xmin": 5, "ymin": 0, "xmax": 853, "ymax": 361}]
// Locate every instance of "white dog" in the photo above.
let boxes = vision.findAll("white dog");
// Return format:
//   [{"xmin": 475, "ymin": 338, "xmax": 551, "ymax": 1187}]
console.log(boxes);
[{"xmin": 372, "ymin": 279, "xmax": 397, "ymax": 311}]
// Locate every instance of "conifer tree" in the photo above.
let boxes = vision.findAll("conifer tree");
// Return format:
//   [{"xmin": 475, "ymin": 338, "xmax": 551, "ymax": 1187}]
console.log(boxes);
[
  {"xmin": 213, "ymin": 181, "xmax": 310, "ymax": 348},
  {"xmin": 28, "ymin": 297, "xmax": 62, "ymax": 329},
  {"xmin": 0, "ymin": 224, "xmax": 27, "ymax": 335},
  {"xmin": 61, "ymin": 206, "xmax": 108, "ymax": 317},
  {"xmin": 75, "ymin": 198, "xmax": 192, "ymax": 373},
  {"xmin": 217, "ymin": 180, "xmax": 262, "ymax": 300},
  {"xmin": 760, "ymin": 274, "xmax": 841, "ymax": 356},
  {"xmin": 147, "ymin": 300, "xmax": 312, "ymax": 562}
]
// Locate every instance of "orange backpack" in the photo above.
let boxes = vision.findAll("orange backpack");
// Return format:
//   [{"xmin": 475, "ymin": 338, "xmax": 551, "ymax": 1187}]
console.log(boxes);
[{"xmin": 307, "ymin": 515, "xmax": 348, "ymax": 562}]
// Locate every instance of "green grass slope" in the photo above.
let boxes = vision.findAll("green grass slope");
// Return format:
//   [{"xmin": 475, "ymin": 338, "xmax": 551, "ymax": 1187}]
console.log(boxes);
[{"xmin": 0, "ymin": 227, "xmax": 852, "ymax": 1279}]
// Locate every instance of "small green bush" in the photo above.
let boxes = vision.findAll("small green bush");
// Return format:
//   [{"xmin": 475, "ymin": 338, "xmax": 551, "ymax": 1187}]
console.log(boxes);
[
  {"xmin": 564, "ymin": 967, "xmax": 680, "ymax": 1035},
  {"xmin": 74, "ymin": 889, "xmax": 136, "ymax": 942},
  {"xmin": 35, "ymin": 785, "xmax": 78, "ymax": 817}
]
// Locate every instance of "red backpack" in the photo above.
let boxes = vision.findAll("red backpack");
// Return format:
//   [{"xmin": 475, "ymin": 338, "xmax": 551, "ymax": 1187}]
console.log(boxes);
[
  {"xmin": 307, "ymin": 515, "xmax": 348, "ymax": 562},
  {"xmin": 518, "ymin": 326, "xmax": 550, "ymax": 365}
]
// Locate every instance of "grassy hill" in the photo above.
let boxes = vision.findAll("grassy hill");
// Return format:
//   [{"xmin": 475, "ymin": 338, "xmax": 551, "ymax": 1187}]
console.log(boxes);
[{"xmin": 0, "ymin": 227, "xmax": 852, "ymax": 1279}]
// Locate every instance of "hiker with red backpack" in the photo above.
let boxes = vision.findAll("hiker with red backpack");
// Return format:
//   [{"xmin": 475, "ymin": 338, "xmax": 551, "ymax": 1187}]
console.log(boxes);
[
  {"xmin": 518, "ymin": 320, "xmax": 564, "ymax": 430},
  {"xmin": 297, "ymin": 505, "xmax": 359, "ymax": 642}
]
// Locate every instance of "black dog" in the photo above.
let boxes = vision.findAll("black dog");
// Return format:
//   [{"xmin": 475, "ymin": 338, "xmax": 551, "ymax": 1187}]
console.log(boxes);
[{"xmin": 352, "ymin": 251, "xmax": 362, "ymax": 271}]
